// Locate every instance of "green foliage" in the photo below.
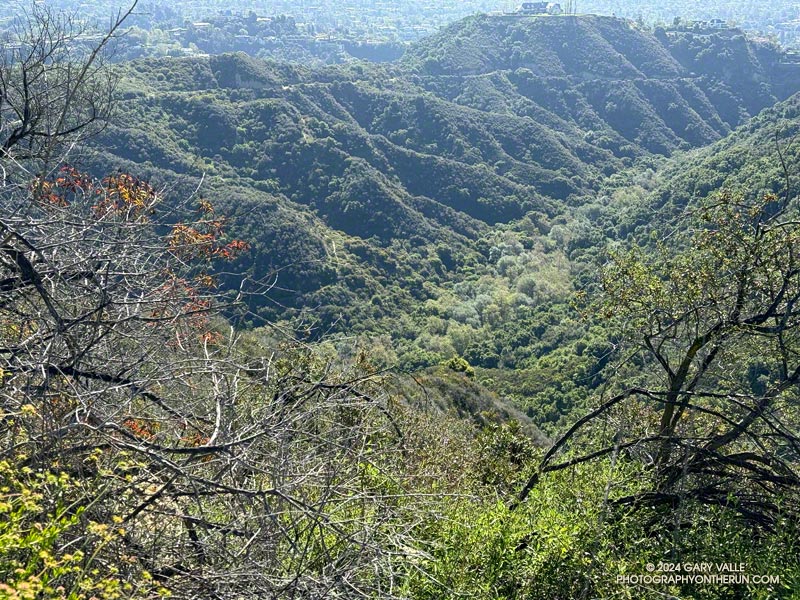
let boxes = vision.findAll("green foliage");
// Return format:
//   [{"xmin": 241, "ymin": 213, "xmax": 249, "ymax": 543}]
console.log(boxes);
[
  {"xmin": 390, "ymin": 428, "xmax": 800, "ymax": 599},
  {"xmin": 444, "ymin": 355, "xmax": 475, "ymax": 378},
  {"xmin": 86, "ymin": 19, "xmax": 800, "ymax": 434},
  {"xmin": 0, "ymin": 460, "xmax": 161, "ymax": 600},
  {"xmin": 9, "ymin": 5, "xmax": 800, "ymax": 599}
]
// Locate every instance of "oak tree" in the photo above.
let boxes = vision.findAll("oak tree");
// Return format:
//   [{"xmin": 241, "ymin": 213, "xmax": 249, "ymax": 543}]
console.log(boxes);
[{"xmin": 517, "ymin": 188, "xmax": 800, "ymax": 530}]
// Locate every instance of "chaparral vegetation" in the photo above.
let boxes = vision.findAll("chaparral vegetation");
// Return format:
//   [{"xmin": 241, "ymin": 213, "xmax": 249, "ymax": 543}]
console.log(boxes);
[{"xmin": 1, "ymin": 1, "xmax": 799, "ymax": 598}]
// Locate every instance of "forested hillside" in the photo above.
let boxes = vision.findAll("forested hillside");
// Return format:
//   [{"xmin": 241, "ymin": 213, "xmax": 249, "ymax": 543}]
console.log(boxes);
[
  {"xmin": 92, "ymin": 15, "xmax": 797, "ymax": 326},
  {"xmin": 3, "ymin": 7, "xmax": 800, "ymax": 599},
  {"xmin": 81, "ymin": 15, "xmax": 800, "ymax": 427}
]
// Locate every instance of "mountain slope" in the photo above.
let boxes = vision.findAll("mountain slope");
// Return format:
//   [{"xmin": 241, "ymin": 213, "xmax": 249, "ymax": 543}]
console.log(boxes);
[
  {"xmin": 89, "ymin": 16, "xmax": 800, "ymax": 339},
  {"xmin": 403, "ymin": 15, "xmax": 796, "ymax": 153},
  {"xmin": 638, "ymin": 91, "xmax": 800, "ymax": 227}
]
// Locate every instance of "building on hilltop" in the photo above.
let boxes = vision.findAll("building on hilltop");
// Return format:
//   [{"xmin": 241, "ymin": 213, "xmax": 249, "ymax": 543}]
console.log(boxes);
[
  {"xmin": 518, "ymin": 2, "xmax": 562, "ymax": 14},
  {"xmin": 518, "ymin": 2, "xmax": 548, "ymax": 14}
]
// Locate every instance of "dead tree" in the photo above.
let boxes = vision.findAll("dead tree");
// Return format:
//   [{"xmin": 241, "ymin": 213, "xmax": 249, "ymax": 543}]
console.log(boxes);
[
  {"xmin": 0, "ymin": 6, "xmax": 413, "ymax": 596},
  {"xmin": 0, "ymin": 1, "xmax": 135, "ymax": 167}
]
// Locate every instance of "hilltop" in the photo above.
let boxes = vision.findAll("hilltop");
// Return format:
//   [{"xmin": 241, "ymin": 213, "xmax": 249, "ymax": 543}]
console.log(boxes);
[{"xmin": 405, "ymin": 14, "xmax": 795, "ymax": 150}]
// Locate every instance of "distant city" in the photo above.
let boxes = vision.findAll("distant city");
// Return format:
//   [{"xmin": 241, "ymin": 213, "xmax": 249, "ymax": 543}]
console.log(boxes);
[{"xmin": 1, "ymin": 0, "xmax": 798, "ymax": 63}]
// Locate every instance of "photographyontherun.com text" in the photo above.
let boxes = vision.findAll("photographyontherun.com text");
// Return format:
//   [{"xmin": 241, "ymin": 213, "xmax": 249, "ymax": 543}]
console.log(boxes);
[{"xmin": 617, "ymin": 563, "xmax": 780, "ymax": 586}]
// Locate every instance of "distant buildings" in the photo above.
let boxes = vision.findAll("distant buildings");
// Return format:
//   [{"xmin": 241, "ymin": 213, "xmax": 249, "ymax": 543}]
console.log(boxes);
[
  {"xmin": 518, "ymin": 3, "xmax": 562, "ymax": 15},
  {"xmin": 672, "ymin": 18, "xmax": 730, "ymax": 32},
  {"xmin": 519, "ymin": 2, "xmax": 547, "ymax": 13}
]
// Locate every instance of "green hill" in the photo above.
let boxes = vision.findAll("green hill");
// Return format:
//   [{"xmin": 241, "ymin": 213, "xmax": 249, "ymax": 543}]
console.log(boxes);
[
  {"xmin": 87, "ymin": 15, "xmax": 800, "ymax": 375},
  {"xmin": 404, "ymin": 15, "xmax": 794, "ymax": 151}
]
